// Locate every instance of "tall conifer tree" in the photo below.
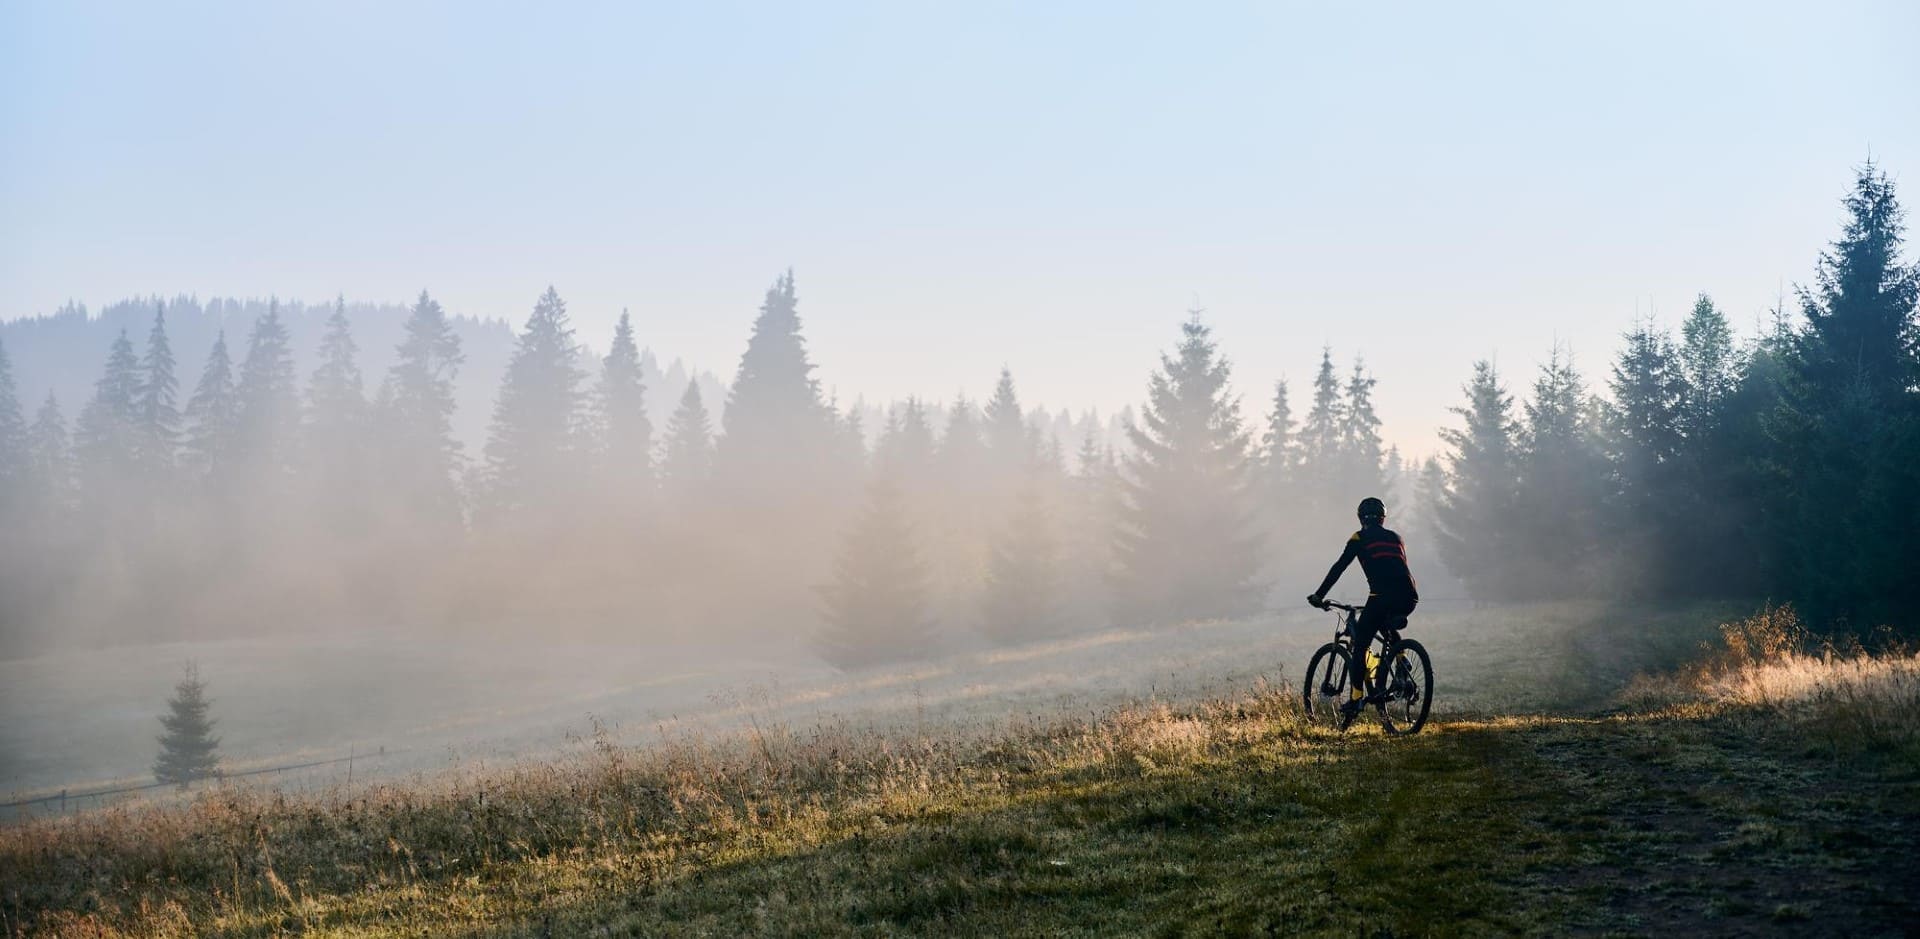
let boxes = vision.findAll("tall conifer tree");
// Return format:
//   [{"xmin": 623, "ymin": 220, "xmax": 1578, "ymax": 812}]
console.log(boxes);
[
  {"xmin": 76, "ymin": 330, "xmax": 143, "ymax": 497},
  {"xmin": 717, "ymin": 271, "xmax": 832, "ymax": 484},
  {"xmin": 182, "ymin": 332, "xmax": 239, "ymax": 482},
  {"xmin": 483, "ymin": 287, "xmax": 587, "ymax": 516},
  {"xmin": 1514, "ymin": 349, "xmax": 1610, "ymax": 597},
  {"xmin": 1261, "ymin": 379, "xmax": 1297, "ymax": 489},
  {"xmin": 1608, "ymin": 323, "xmax": 1688, "ymax": 594},
  {"xmin": 1770, "ymin": 163, "xmax": 1919, "ymax": 625},
  {"xmin": 233, "ymin": 301, "xmax": 298, "ymax": 477},
  {"xmin": 658, "ymin": 380, "xmax": 714, "ymax": 500},
  {"xmin": 595, "ymin": 310, "xmax": 653, "ymax": 487},
  {"xmin": 0, "ymin": 338, "xmax": 25, "ymax": 494},
  {"xmin": 1343, "ymin": 358, "xmax": 1385, "ymax": 496},
  {"xmin": 307, "ymin": 296, "xmax": 365, "ymax": 443},
  {"xmin": 1678, "ymin": 294, "xmax": 1737, "ymax": 437},
  {"xmin": 134, "ymin": 303, "xmax": 180, "ymax": 475},
  {"xmin": 983, "ymin": 367, "xmax": 1033, "ymax": 477},
  {"xmin": 381, "ymin": 290, "xmax": 465, "ymax": 529},
  {"xmin": 1113, "ymin": 314, "xmax": 1261, "ymax": 624},
  {"xmin": 981, "ymin": 473, "xmax": 1063, "ymax": 643},
  {"xmin": 818, "ymin": 471, "xmax": 933, "ymax": 669},
  {"xmin": 1434, "ymin": 360, "xmax": 1519, "ymax": 599},
  {"xmin": 26, "ymin": 393, "xmax": 71, "ymax": 510},
  {"xmin": 1300, "ymin": 348, "xmax": 1345, "ymax": 470}
]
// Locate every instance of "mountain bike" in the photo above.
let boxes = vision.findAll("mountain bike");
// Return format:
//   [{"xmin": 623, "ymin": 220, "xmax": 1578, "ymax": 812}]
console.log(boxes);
[{"xmin": 1302, "ymin": 600, "xmax": 1433, "ymax": 734}]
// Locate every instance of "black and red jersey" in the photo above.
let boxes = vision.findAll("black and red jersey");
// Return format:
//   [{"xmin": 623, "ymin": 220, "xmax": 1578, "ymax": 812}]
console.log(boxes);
[{"xmin": 1314, "ymin": 522, "xmax": 1419, "ymax": 602}]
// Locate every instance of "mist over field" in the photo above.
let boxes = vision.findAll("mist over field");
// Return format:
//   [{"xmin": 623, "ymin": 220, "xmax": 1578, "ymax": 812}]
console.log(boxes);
[{"xmin": 3, "ymin": 3, "xmax": 1919, "ymax": 935}]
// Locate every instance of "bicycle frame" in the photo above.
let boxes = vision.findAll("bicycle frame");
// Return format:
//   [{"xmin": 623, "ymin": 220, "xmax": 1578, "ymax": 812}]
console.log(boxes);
[{"xmin": 1320, "ymin": 601, "xmax": 1399, "ymax": 689}]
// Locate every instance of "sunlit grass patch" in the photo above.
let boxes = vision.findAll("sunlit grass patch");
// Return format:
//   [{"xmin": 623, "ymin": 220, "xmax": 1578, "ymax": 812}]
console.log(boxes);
[{"xmin": 1617, "ymin": 605, "xmax": 1920, "ymax": 757}]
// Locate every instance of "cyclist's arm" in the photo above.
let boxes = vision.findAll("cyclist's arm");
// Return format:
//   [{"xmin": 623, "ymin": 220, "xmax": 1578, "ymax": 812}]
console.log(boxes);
[{"xmin": 1311, "ymin": 534, "xmax": 1360, "ymax": 600}]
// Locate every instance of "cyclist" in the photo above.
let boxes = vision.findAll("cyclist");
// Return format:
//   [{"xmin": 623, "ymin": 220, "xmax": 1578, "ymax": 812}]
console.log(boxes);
[{"xmin": 1308, "ymin": 497, "xmax": 1419, "ymax": 730}]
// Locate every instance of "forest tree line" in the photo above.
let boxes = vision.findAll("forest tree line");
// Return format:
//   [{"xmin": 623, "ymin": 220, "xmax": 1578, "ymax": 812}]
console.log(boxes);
[{"xmin": 0, "ymin": 164, "xmax": 1912, "ymax": 663}]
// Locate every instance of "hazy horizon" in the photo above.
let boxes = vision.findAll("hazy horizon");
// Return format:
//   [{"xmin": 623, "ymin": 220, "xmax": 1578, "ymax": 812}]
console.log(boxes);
[{"xmin": 6, "ymin": 3, "xmax": 1916, "ymax": 456}]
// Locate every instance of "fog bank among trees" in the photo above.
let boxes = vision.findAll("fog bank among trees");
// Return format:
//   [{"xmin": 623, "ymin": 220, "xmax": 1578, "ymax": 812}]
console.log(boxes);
[{"xmin": 0, "ymin": 164, "xmax": 1913, "ymax": 663}]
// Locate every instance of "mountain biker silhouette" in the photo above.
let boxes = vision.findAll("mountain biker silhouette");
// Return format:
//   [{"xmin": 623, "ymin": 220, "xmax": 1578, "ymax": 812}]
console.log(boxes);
[{"xmin": 1308, "ymin": 496, "xmax": 1419, "ymax": 730}]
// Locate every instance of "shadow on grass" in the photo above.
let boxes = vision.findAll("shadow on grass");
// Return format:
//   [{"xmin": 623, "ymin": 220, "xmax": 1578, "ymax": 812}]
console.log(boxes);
[{"xmin": 394, "ymin": 709, "xmax": 1920, "ymax": 939}]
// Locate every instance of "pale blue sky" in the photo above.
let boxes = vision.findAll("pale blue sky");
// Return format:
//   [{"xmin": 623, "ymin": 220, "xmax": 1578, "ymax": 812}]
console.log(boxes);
[{"xmin": 4, "ymin": 1, "xmax": 1915, "ymax": 455}]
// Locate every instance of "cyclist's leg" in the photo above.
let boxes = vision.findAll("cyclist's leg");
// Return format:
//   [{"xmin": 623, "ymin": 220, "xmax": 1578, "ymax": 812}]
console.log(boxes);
[
  {"xmin": 1349, "ymin": 600, "xmax": 1384, "ymax": 698},
  {"xmin": 1376, "ymin": 596, "xmax": 1418, "ymax": 690}
]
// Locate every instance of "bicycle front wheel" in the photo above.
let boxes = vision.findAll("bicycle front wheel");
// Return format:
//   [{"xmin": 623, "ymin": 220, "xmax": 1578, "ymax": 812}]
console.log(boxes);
[
  {"xmin": 1377, "ymin": 638, "xmax": 1433, "ymax": 736},
  {"xmin": 1302, "ymin": 642, "xmax": 1352, "ymax": 725}
]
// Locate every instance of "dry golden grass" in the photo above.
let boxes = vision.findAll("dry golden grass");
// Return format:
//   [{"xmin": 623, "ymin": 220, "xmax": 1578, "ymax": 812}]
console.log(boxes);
[
  {"xmin": 0, "ymin": 679, "xmax": 1317, "ymax": 937},
  {"xmin": 6, "ymin": 604, "xmax": 1916, "ymax": 936},
  {"xmin": 1618, "ymin": 605, "xmax": 1920, "ymax": 752}
]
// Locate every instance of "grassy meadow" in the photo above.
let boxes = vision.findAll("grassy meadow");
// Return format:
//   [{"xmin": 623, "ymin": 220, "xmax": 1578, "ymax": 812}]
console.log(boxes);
[{"xmin": 4, "ymin": 604, "xmax": 1917, "ymax": 936}]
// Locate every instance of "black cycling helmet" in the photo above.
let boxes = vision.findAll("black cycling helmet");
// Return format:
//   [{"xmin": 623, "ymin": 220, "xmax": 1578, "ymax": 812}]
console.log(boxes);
[{"xmin": 1357, "ymin": 497, "xmax": 1386, "ymax": 522}]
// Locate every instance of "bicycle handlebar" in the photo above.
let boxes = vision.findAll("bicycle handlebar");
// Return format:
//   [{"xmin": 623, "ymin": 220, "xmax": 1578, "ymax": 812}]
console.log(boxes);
[{"xmin": 1309, "ymin": 598, "xmax": 1363, "ymax": 613}]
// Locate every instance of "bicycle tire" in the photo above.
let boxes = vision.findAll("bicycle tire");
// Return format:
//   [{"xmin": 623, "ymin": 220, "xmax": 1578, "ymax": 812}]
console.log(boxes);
[
  {"xmin": 1376, "ymin": 638, "xmax": 1433, "ymax": 736},
  {"xmin": 1302, "ymin": 642, "xmax": 1352, "ymax": 725}
]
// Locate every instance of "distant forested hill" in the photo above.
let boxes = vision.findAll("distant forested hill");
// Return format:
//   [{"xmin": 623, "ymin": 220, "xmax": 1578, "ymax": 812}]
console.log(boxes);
[{"xmin": 0, "ymin": 295, "xmax": 726, "ymax": 453}]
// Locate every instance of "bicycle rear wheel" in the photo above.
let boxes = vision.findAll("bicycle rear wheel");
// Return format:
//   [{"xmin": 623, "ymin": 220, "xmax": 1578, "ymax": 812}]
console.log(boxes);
[
  {"xmin": 1377, "ymin": 638, "xmax": 1433, "ymax": 736},
  {"xmin": 1302, "ymin": 642, "xmax": 1352, "ymax": 725}
]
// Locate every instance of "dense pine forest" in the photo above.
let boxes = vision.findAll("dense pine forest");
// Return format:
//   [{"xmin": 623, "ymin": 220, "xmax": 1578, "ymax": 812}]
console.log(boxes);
[{"xmin": 0, "ymin": 164, "xmax": 1913, "ymax": 663}]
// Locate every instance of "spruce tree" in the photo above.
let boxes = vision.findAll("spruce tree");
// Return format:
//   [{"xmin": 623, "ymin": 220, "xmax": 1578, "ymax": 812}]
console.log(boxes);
[
  {"xmin": 938, "ymin": 395, "xmax": 988, "ymax": 489},
  {"xmin": 182, "ymin": 332, "xmax": 239, "ymax": 482},
  {"xmin": 380, "ymin": 290, "xmax": 465, "ymax": 530},
  {"xmin": 1300, "ymin": 348, "xmax": 1346, "ymax": 472},
  {"xmin": 1063, "ymin": 429, "xmax": 1118, "ymax": 630},
  {"xmin": 927, "ymin": 394, "xmax": 992, "ymax": 619},
  {"xmin": 717, "ymin": 270, "xmax": 832, "ymax": 485},
  {"xmin": 303, "ymin": 296, "xmax": 370, "ymax": 556},
  {"xmin": 1793, "ymin": 161, "xmax": 1919, "ymax": 403},
  {"xmin": 983, "ymin": 367, "xmax": 1033, "ymax": 479},
  {"xmin": 980, "ymin": 474, "xmax": 1063, "ymax": 643},
  {"xmin": 1514, "ymin": 349, "xmax": 1610, "ymax": 598},
  {"xmin": 482, "ymin": 287, "xmax": 587, "ymax": 517},
  {"xmin": 234, "ymin": 301, "xmax": 299, "ymax": 477},
  {"xmin": 878, "ymin": 397, "xmax": 938, "ymax": 486},
  {"xmin": 1607, "ymin": 323, "xmax": 1688, "ymax": 594},
  {"xmin": 1293, "ymin": 347, "xmax": 1348, "ymax": 542},
  {"xmin": 134, "ymin": 303, "xmax": 180, "ymax": 476},
  {"xmin": 0, "ymin": 338, "xmax": 25, "ymax": 495},
  {"xmin": 1113, "ymin": 314, "xmax": 1262, "ymax": 624},
  {"xmin": 658, "ymin": 380, "xmax": 714, "ymax": 500},
  {"xmin": 0, "ymin": 334, "xmax": 24, "ymax": 642},
  {"xmin": 1382, "ymin": 445, "xmax": 1405, "ymax": 508},
  {"xmin": 1678, "ymin": 294, "xmax": 1737, "ymax": 437},
  {"xmin": 817, "ymin": 473, "xmax": 933, "ymax": 669},
  {"xmin": 828, "ymin": 396, "xmax": 869, "ymax": 477},
  {"xmin": 1342, "ymin": 358, "xmax": 1385, "ymax": 496},
  {"xmin": 1433, "ymin": 360, "xmax": 1520, "ymax": 600},
  {"xmin": 1255, "ymin": 377, "xmax": 1308, "ymax": 583},
  {"xmin": 307, "ymin": 296, "xmax": 365, "ymax": 444},
  {"xmin": 76, "ymin": 330, "xmax": 143, "ymax": 496},
  {"xmin": 153, "ymin": 663, "xmax": 221, "ymax": 787},
  {"xmin": 26, "ymin": 393, "xmax": 72, "ymax": 510},
  {"xmin": 595, "ymin": 310, "xmax": 653, "ymax": 487},
  {"xmin": 1412, "ymin": 456, "xmax": 1448, "ymax": 536},
  {"xmin": 1770, "ymin": 163, "xmax": 1919, "ymax": 627},
  {"xmin": 1260, "ymin": 379, "xmax": 1297, "ymax": 491}
]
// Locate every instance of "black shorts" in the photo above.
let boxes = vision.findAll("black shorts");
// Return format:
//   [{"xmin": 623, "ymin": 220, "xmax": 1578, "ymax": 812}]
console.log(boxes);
[{"xmin": 1357, "ymin": 595, "xmax": 1417, "ymax": 636}]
